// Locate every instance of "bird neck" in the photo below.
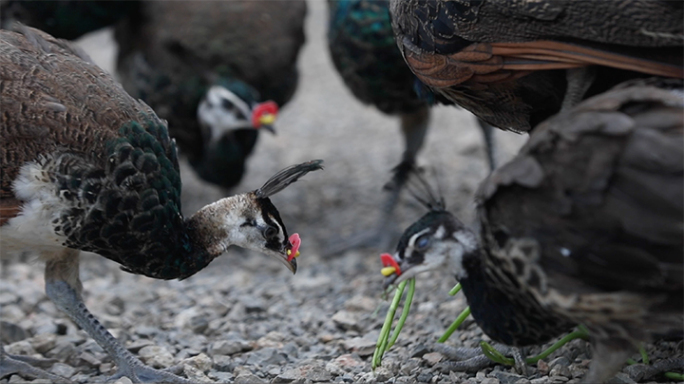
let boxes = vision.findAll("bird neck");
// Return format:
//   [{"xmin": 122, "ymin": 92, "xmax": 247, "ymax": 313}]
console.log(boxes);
[
  {"xmin": 184, "ymin": 195, "xmax": 249, "ymax": 258},
  {"xmin": 125, "ymin": 195, "xmax": 248, "ymax": 281}
]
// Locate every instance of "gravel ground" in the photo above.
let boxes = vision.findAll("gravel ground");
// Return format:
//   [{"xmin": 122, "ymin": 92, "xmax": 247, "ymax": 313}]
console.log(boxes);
[{"xmin": 1, "ymin": 1, "xmax": 681, "ymax": 383}]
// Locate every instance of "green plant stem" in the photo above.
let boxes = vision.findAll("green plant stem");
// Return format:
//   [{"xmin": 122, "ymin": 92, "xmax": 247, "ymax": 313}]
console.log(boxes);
[
  {"xmin": 626, "ymin": 346, "xmax": 681, "ymax": 382},
  {"xmin": 639, "ymin": 345, "xmax": 650, "ymax": 365},
  {"xmin": 665, "ymin": 372, "xmax": 684, "ymax": 381},
  {"xmin": 477, "ymin": 326, "xmax": 591, "ymax": 366},
  {"xmin": 372, "ymin": 280, "xmax": 407, "ymax": 370},
  {"xmin": 480, "ymin": 341, "xmax": 512, "ymax": 365},
  {"xmin": 448, "ymin": 283, "xmax": 462, "ymax": 296},
  {"xmin": 387, "ymin": 278, "xmax": 416, "ymax": 349},
  {"xmin": 438, "ymin": 306, "xmax": 471, "ymax": 343},
  {"xmin": 524, "ymin": 326, "xmax": 590, "ymax": 364}
]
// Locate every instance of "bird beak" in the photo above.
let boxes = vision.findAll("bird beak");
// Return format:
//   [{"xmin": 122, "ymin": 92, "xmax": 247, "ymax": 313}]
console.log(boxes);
[
  {"xmin": 381, "ymin": 253, "xmax": 401, "ymax": 288},
  {"xmin": 258, "ymin": 114, "xmax": 277, "ymax": 134},
  {"xmin": 281, "ymin": 233, "xmax": 300, "ymax": 274},
  {"xmin": 277, "ymin": 254, "xmax": 297, "ymax": 274}
]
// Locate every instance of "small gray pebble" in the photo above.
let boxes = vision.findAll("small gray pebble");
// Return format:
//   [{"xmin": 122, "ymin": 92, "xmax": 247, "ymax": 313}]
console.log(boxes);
[
  {"xmin": 49, "ymin": 362, "xmax": 76, "ymax": 379},
  {"xmin": 234, "ymin": 372, "xmax": 268, "ymax": 384},
  {"xmin": 481, "ymin": 378, "xmax": 500, "ymax": 384}
]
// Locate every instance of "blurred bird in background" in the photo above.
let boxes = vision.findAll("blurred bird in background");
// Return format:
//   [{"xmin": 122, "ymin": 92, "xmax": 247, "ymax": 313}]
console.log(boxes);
[
  {"xmin": 326, "ymin": 0, "xmax": 496, "ymax": 254},
  {"xmin": 2, "ymin": 0, "xmax": 308, "ymax": 191}
]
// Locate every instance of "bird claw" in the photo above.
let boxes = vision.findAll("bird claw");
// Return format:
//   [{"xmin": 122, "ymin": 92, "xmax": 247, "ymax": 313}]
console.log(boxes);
[
  {"xmin": 436, "ymin": 355, "xmax": 495, "ymax": 373},
  {"xmin": 431, "ymin": 343, "xmax": 532, "ymax": 375},
  {"xmin": 383, "ymin": 160, "xmax": 419, "ymax": 192},
  {"xmin": 0, "ymin": 353, "xmax": 73, "ymax": 383},
  {"xmin": 624, "ymin": 358, "xmax": 684, "ymax": 382}
]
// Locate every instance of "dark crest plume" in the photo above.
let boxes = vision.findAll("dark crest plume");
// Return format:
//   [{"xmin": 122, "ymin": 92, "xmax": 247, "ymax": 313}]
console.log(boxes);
[
  {"xmin": 405, "ymin": 167, "xmax": 445, "ymax": 212},
  {"xmin": 255, "ymin": 160, "xmax": 324, "ymax": 199}
]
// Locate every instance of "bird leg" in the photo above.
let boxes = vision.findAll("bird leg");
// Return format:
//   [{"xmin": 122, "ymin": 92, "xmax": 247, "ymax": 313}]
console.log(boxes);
[
  {"xmin": 44, "ymin": 249, "xmax": 192, "ymax": 384},
  {"xmin": 561, "ymin": 67, "xmax": 596, "ymax": 111},
  {"xmin": 476, "ymin": 119, "xmax": 497, "ymax": 171},
  {"xmin": 512, "ymin": 347, "xmax": 528, "ymax": 376},
  {"xmin": 325, "ymin": 107, "xmax": 431, "ymax": 255},
  {"xmin": 384, "ymin": 106, "xmax": 431, "ymax": 191}
]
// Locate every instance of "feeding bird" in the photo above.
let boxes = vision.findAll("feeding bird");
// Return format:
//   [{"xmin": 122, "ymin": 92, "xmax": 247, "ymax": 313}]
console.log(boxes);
[
  {"xmin": 382, "ymin": 78, "xmax": 683, "ymax": 383},
  {"xmin": 114, "ymin": 0, "xmax": 307, "ymax": 189},
  {"xmin": 0, "ymin": 25, "xmax": 322, "ymax": 383},
  {"xmin": 326, "ymin": 0, "xmax": 496, "ymax": 253},
  {"xmin": 389, "ymin": 0, "xmax": 684, "ymax": 132}
]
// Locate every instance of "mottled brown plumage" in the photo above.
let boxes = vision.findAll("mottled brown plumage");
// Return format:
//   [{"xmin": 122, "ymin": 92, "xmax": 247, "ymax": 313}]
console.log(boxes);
[
  {"xmin": 478, "ymin": 78, "xmax": 683, "ymax": 382},
  {"xmin": 0, "ymin": 25, "xmax": 168, "ymax": 220},
  {"xmin": 389, "ymin": 0, "xmax": 684, "ymax": 131},
  {"xmin": 385, "ymin": 78, "xmax": 683, "ymax": 382}
]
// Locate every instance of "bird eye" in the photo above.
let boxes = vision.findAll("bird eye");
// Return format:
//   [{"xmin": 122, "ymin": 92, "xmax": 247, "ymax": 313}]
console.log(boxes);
[
  {"xmin": 415, "ymin": 234, "xmax": 431, "ymax": 250},
  {"xmin": 263, "ymin": 225, "xmax": 278, "ymax": 240}
]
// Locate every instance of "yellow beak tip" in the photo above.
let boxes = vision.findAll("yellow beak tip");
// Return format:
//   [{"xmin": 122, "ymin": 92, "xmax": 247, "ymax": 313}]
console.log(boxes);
[
  {"xmin": 259, "ymin": 114, "xmax": 276, "ymax": 125},
  {"xmin": 381, "ymin": 267, "xmax": 397, "ymax": 276}
]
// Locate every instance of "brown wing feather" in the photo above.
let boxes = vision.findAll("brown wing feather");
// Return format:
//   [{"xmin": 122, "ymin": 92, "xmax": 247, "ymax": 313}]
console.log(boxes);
[
  {"xmin": 1, "ymin": 26, "xmax": 164, "ymax": 207},
  {"xmin": 478, "ymin": 79, "xmax": 683, "ymax": 294}
]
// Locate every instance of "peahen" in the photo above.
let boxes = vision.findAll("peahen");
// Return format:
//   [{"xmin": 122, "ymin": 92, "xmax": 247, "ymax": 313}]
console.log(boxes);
[
  {"xmin": 115, "ymin": 0, "xmax": 308, "ymax": 189},
  {"xmin": 0, "ymin": 25, "xmax": 322, "ymax": 383},
  {"xmin": 383, "ymin": 78, "xmax": 683, "ymax": 383}
]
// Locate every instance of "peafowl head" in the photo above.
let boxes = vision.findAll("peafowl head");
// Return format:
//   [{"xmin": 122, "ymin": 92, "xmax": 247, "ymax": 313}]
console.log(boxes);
[
  {"xmin": 379, "ymin": 168, "xmax": 478, "ymax": 288},
  {"xmin": 193, "ymin": 79, "xmax": 280, "ymax": 188},
  {"xmin": 197, "ymin": 81, "xmax": 278, "ymax": 143},
  {"xmin": 188, "ymin": 160, "xmax": 323, "ymax": 275}
]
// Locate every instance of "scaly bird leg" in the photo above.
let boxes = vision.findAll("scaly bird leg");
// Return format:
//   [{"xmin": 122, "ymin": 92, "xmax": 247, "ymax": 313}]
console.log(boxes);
[
  {"xmin": 562, "ymin": 67, "xmax": 596, "ymax": 111},
  {"xmin": 512, "ymin": 347, "xmax": 529, "ymax": 376},
  {"xmin": 476, "ymin": 118, "xmax": 497, "ymax": 171},
  {"xmin": 44, "ymin": 249, "xmax": 192, "ymax": 384},
  {"xmin": 325, "ymin": 107, "xmax": 431, "ymax": 255}
]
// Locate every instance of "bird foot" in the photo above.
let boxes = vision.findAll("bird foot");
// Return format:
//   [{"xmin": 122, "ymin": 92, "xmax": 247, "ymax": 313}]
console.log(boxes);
[
  {"xmin": 0, "ymin": 353, "xmax": 73, "ymax": 383},
  {"xmin": 432, "ymin": 343, "xmax": 531, "ymax": 375},
  {"xmin": 432, "ymin": 344, "xmax": 496, "ymax": 373},
  {"xmin": 624, "ymin": 358, "xmax": 684, "ymax": 382},
  {"xmin": 383, "ymin": 160, "xmax": 419, "ymax": 192},
  {"xmin": 107, "ymin": 359, "xmax": 193, "ymax": 384}
]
